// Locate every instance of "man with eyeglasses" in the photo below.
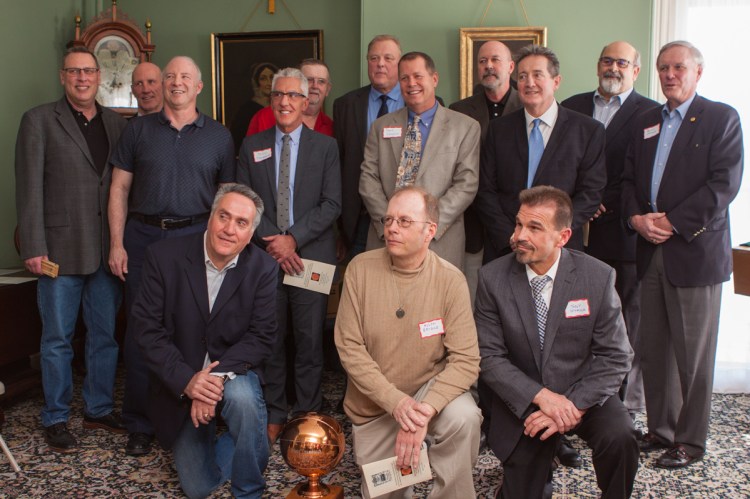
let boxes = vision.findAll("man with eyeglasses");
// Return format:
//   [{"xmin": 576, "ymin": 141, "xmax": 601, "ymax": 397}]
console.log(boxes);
[
  {"xmin": 246, "ymin": 59, "xmax": 334, "ymax": 137},
  {"xmin": 15, "ymin": 46, "xmax": 128, "ymax": 452},
  {"xmin": 335, "ymin": 186, "xmax": 481, "ymax": 498},
  {"xmin": 237, "ymin": 67, "xmax": 341, "ymax": 446},
  {"xmin": 108, "ymin": 55, "xmax": 235, "ymax": 457},
  {"xmin": 562, "ymin": 41, "xmax": 658, "ymax": 426}
]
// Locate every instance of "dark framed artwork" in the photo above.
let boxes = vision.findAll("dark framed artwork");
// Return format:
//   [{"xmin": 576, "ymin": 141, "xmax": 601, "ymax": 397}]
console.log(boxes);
[
  {"xmin": 459, "ymin": 27, "xmax": 547, "ymax": 99},
  {"xmin": 211, "ymin": 30, "xmax": 323, "ymax": 150}
]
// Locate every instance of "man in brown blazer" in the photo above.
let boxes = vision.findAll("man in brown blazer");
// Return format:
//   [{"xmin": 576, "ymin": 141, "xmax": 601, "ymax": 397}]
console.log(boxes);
[
  {"xmin": 15, "ymin": 47, "xmax": 127, "ymax": 452},
  {"xmin": 359, "ymin": 52, "xmax": 480, "ymax": 270}
]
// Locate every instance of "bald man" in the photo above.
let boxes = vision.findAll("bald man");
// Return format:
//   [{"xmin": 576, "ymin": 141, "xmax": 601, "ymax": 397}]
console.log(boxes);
[{"xmin": 131, "ymin": 62, "xmax": 163, "ymax": 116}]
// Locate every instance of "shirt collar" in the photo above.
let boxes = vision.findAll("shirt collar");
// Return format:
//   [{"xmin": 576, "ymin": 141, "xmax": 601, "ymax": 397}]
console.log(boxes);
[
  {"xmin": 594, "ymin": 86, "xmax": 634, "ymax": 106},
  {"xmin": 525, "ymin": 250, "xmax": 561, "ymax": 283},
  {"xmin": 370, "ymin": 84, "xmax": 402, "ymax": 103},
  {"xmin": 203, "ymin": 231, "xmax": 240, "ymax": 272},
  {"xmin": 525, "ymin": 100, "xmax": 558, "ymax": 129},
  {"xmin": 662, "ymin": 93, "xmax": 696, "ymax": 120},
  {"xmin": 158, "ymin": 108, "xmax": 205, "ymax": 127},
  {"xmin": 408, "ymin": 101, "xmax": 439, "ymax": 126},
  {"xmin": 275, "ymin": 123, "xmax": 304, "ymax": 144}
]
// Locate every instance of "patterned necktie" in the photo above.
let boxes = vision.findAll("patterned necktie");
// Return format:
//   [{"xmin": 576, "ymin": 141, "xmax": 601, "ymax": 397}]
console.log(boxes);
[
  {"xmin": 396, "ymin": 115, "xmax": 422, "ymax": 188},
  {"xmin": 377, "ymin": 94, "xmax": 389, "ymax": 118},
  {"xmin": 531, "ymin": 275, "xmax": 551, "ymax": 350},
  {"xmin": 527, "ymin": 118, "xmax": 544, "ymax": 188},
  {"xmin": 276, "ymin": 134, "xmax": 291, "ymax": 232}
]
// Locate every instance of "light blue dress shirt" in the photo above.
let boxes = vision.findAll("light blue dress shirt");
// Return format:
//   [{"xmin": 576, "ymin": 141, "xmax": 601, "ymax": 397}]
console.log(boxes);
[
  {"xmin": 407, "ymin": 101, "xmax": 439, "ymax": 155},
  {"xmin": 367, "ymin": 85, "xmax": 404, "ymax": 133}
]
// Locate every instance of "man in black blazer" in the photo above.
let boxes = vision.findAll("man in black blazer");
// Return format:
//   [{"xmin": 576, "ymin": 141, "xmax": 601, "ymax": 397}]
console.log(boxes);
[
  {"xmin": 237, "ymin": 68, "xmax": 341, "ymax": 444},
  {"xmin": 622, "ymin": 41, "xmax": 744, "ymax": 469},
  {"xmin": 475, "ymin": 45, "xmax": 606, "ymax": 264},
  {"xmin": 15, "ymin": 47, "xmax": 127, "ymax": 452},
  {"xmin": 561, "ymin": 41, "xmax": 659, "ymax": 416},
  {"xmin": 476, "ymin": 186, "xmax": 638, "ymax": 499},
  {"xmin": 333, "ymin": 34, "xmax": 404, "ymax": 261},
  {"xmin": 132, "ymin": 184, "xmax": 277, "ymax": 498}
]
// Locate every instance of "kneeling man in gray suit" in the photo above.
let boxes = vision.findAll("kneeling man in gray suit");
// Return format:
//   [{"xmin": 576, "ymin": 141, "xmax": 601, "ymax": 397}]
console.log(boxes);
[{"xmin": 475, "ymin": 186, "xmax": 638, "ymax": 498}]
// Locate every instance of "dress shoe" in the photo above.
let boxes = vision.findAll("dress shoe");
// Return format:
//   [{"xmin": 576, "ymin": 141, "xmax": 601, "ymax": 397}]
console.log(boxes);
[
  {"xmin": 125, "ymin": 432, "xmax": 154, "ymax": 456},
  {"xmin": 655, "ymin": 445, "xmax": 703, "ymax": 469},
  {"xmin": 44, "ymin": 422, "xmax": 78, "ymax": 453},
  {"xmin": 83, "ymin": 412, "xmax": 127, "ymax": 434},
  {"xmin": 557, "ymin": 436, "xmax": 582, "ymax": 468},
  {"xmin": 638, "ymin": 432, "xmax": 668, "ymax": 452},
  {"xmin": 267, "ymin": 423, "xmax": 284, "ymax": 446}
]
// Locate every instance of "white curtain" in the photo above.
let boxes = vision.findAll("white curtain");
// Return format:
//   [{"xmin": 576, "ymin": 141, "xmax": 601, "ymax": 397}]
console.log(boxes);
[{"xmin": 652, "ymin": 0, "xmax": 750, "ymax": 392}]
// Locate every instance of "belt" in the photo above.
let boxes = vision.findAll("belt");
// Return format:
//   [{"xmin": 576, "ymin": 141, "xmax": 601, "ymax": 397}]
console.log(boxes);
[{"xmin": 130, "ymin": 213, "xmax": 209, "ymax": 230}]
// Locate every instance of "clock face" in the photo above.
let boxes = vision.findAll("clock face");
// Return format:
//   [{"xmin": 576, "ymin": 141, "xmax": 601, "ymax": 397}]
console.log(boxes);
[{"xmin": 94, "ymin": 35, "xmax": 139, "ymax": 109}]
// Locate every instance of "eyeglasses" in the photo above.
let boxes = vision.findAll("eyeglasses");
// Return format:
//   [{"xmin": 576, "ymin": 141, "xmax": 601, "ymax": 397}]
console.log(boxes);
[
  {"xmin": 598, "ymin": 57, "xmax": 632, "ymax": 69},
  {"xmin": 306, "ymin": 77, "xmax": 329, "ymax": 86},
  {"xmin": 63, "ymin": 67, "xmax": 99, "ymax": 76},
  {"xmin": 379, "ymin": 216, "xmax": 433, "ymax": 228},
  {"xmin": 270, "ymin": 91, "xmax": 307, "ymax": 101}
]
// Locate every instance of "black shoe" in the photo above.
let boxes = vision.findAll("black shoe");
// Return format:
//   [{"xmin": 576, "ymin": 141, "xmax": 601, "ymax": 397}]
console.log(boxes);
[
  {"xmin": 557, "ymin": 436, "xmax": 582, "ymax": 468},
  {"xmin": 83, "ymin": 412, "xmax": 127, "ymax": 434},
  {"xmin": 125, "ymin": 432, "xmax": 154, "ymax": 456},
  {"xmin": 44, "ymin": 422, "xmax": 78, "ymax": 453},
  {"xmin": 654, "ymin": 445, "xmax": 704, "ymax": 469},
  {"xmin": 638, "ymin": 432, "xmax": 668, "ymax": 452}
]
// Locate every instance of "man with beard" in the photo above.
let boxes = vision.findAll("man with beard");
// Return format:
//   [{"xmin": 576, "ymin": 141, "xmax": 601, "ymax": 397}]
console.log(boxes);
[
  {"xmin": 246, "ymin": 59, "xmax": 334, "ymax": 137},
  {"xmin": 562, "ymin": 41, "xmax": 658, "ymax": 420}
]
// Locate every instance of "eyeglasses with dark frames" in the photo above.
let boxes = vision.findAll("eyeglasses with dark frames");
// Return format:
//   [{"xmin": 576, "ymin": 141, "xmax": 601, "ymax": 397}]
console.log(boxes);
[
  {"xmin": 63, "ymin": 67, "xmax": 99, "ymax": 76},
  {"xmin": 598, "ymin": 57, "xmax": 632, "ymax": 69},
  {"xmin": 270, "ymin": 91, "xmax": 307, "ymax": 101}
]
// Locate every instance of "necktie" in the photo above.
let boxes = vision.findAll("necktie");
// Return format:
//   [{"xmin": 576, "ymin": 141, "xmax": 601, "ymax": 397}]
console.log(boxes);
[
  {"xmin": 527, "ymin": 118, "xmax": 544, "ymax": 188},
  {"xmin": 276, "ymin": 134, "xmax": 291, "ymax": 232},
  {"xmin": 396, "ymin": 115, "xmax": 422, "ymax": 188},
  {"xmin": 377, "ymin": 94, "xmax": 389, "ymax": 118},
  {"xmin": 531, "ymin": 275, "xmax": 551, "ymax": 350}
]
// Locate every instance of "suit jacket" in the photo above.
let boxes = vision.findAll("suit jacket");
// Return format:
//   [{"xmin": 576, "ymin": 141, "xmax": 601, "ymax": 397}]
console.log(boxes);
[
  {"xmin": 236, "ymin": 126, "xmax": 342, "ymax": 265},
  {"xmin": 621, "ymin": 95, "xmax": 744, "ymax": 287},
  {"xmin": 475, "ymin": 106, "xmax": 606, "ymax": 262},
  {"xmin": 450, "ymin": 88, "xmax": 523, "ymax": 253},
  {"xmin": 475, "ymin": 249, "xmax": 632, "ymax": 461},
  {"xmin": 562, "ymin": 90, "xmax": 659, "ymax": 261},
  {"xmin": 359, "ymin": 105, "xmax": 481, "ymax": 269},
  {"xmin": 132, "ymin": 233, "xmax": 278, "ymax": 449},
  {"xmin": 15, "ymin": 97, "xmax": 127, "ymax": 274}
]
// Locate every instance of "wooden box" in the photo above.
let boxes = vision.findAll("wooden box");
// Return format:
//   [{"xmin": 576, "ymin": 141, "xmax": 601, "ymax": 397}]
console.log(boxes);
[{"xmin": 733, "ymin": 246, "xmax": 750, "ymax": 296}]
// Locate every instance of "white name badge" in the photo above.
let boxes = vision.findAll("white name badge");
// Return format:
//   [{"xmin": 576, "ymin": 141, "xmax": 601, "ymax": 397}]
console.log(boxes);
[
  {"xmin": 383, "ymin": 127, "xmax": 403, "ymax": 139},
  {"xmin": 565, "ymin": 299, "xmax": 590, "ymax": 318},
  {"xmin": 419, "ymin": 318, "xmax": 445, "ymax": 338},
  {"xmin": 643, "ymin": 124, "xmax": 660, "ymax": 140},
  {"xmin": 253, "ymin": 148, "xmax": 272, "ymax": 162}
]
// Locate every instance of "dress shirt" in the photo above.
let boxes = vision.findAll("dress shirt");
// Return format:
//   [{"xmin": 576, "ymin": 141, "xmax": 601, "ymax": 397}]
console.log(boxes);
[
  {"xmin": 275, "ymin": 124, "xmax": 304, "ymax": 226},
  {"xmin": 407, "ymin": 101, "xmax": 439, "ymax": 155},
  {"xmin": 592, "ymin": 87, "xmax": 634, "ymax": 128},
  {"xmin": 650, "ymin": 94, "xmax": 696, "ymax": 211},
  {"xmin": 525, "ymin": 251, "xmax": 561, "ymax": 308},
  {"xmin": 367, "ymin": 85, "xmax": 404, "ymax": 132},
  {"xmin": 524, "ymin": 101, "xmax": 559, "ymax": 147}
]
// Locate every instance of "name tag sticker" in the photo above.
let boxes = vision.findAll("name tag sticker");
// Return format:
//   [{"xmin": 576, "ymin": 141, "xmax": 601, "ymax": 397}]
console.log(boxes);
[
  {"xmin": 643, "ymin": 124, "xmax": 660, "ymax": 140},
  {"xmin": 419, "ymin": 318, "xmax": 445, "ymax": 338},
  {"xmin": 565, "ymin": 299, "xmax": 590, "ymax": 318},
  {"xmin": 383, "ymin": 127, "xmax": 402, "ymax": 139},
  {"xmin": 253, "ymin": 148, "xmax": 272, "ymax": 162}
]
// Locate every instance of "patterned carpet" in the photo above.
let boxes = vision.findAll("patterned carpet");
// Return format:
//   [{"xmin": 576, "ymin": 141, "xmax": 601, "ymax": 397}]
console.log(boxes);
[{"xmin": 1, "ymin": 369, "xmax": 749, "ymax": 498}]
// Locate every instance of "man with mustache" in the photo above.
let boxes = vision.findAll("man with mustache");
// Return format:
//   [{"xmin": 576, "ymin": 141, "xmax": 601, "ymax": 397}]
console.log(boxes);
[
  {"xmin": 562, "ymin": 41, "xmax": 658, "ymax": 422},
  {"xmin": 246, "ymin": 59, "xmax": 334, "ymax": 137}
]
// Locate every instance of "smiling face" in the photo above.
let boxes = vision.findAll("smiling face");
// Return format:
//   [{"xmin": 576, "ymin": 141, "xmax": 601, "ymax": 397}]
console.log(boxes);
[
  {"xmin": 517, "ymin": 55, "xmax": 560, "ymax": 117},
  {"xmin": 206, "ymin": 192, "xmax": 257, "ymax": 270},
  {"xmin": 162, "ymin": 56, "xmax": 203, "ymax": 111},
  {"xmin": 60, "ymin": 52, "xmax": 101, "ymax": 111},
  {"xmin": 272, "ymin": 76, "xmax": 309, "ymax": 133},
  {"xmin": 597, "ymin": 41, "xmax": 640, "ymax": 99},
  {"xmin": 513, "ymin": 201, "xmax": 571, "ymax": 275},
  {"xmin": 657, "ymin": 45, "xmax": 702, "ymax": 110},
  {"xmin": 131, "ymin": 62, "xmax": 163, "ymax": 115},
  {"xmin": 398, "ymin": 56, "xmax": 438, "ymax": 115},
  {"xmin": 367, "ymin": 39, "xmax": 401, "ymax": 93}
]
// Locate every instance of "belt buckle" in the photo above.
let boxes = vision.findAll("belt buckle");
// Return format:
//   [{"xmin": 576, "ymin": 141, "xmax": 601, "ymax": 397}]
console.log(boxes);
[{"xmin": 160, "ymin": 218, "xmax": 172, "ymax": 230}]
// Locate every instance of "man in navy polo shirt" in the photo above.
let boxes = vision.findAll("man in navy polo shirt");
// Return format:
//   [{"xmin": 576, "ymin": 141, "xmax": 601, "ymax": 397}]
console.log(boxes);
[{"xmin": 108, "ymin": 55, "xmax": 235, "ymax": 456}]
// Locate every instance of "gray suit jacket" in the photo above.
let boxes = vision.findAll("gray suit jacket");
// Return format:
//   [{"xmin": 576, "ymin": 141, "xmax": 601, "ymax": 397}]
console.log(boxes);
[
  {"xmin": 15, "ymin": 97, "xmax": 127, "ymax": 274},
  {"xmin": 475, "ymin": 249, "xmax": 632, "ymax": 460},
  {"xmin": 359, "ymin": 105, "xmax": 481, "ymax": 269},
  {"xmin": 236, "ymin": 125, "xmax": 342, "ymax": 265}
]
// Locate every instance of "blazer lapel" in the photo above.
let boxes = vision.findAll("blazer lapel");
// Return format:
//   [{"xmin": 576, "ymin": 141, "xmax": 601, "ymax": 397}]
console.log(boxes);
[
  {"xmin": 262, "ymin": 130, "xmax": 278, "ymax": 205},
  {"xmin": 54, "ymin": 98, "xmax": 95, "ymax": 171},
  {"xmin": 541, "ymin": 251, "xmax": 576, "ymax": 368},
  {"xmin": 184, "ymin": 236, "xmax": 210, "ymax": 324},
  {"xmin": 534, "ymin": 105, "xmax": 568, "ymax": 184},
  {"xmin": 356, "ymin": 87, "xmax": 370, "ymax": 146},
  {"xmin": 510, "ymin": 263, "xmax": 543, "ymax": 372},
  {"xmin": 415, "ymin": 106, "xmax": 447, "ymax": 183},
  {"xmin": 388, "ymin": 108, "xmax": 408, "ymax": 169},
  {"xmin": 514, "ymin": 112, "xmax": 530, "ymax": 181},
  {"xmin": 605, "ymin": 93, "xmax": 638, "ymax": 143},
  {"xmin": 293, "ymin": 127, "xmax": 312, "ymax": 202},
  {"xmin": 660, "ymin": 96, "xmax": 704, "ymax": 188},
  {"xmin": 209, "ymin": 249, "xmax": 250, "ymax": 321}
]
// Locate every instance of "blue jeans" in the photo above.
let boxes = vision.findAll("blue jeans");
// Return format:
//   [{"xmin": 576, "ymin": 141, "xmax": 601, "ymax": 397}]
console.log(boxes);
[
  {"xmin": 173, "ymin": 371, "xmax": 269, "ymax": 499},
  {"xmin": 37, "ymin": 262, "xmax": 121, "ymax": 427}
]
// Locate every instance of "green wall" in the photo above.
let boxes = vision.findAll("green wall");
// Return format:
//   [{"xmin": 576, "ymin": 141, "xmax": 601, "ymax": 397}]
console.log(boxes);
[{"xmin": 0, "ymin": 0, "xmax": 652, "ymax": 267}]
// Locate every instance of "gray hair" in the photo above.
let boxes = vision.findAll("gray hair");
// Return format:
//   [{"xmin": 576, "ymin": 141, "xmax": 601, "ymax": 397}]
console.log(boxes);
[
  {"xmin": 211, "ymin": 183, "xmax": 264, "ymax": 230},
  {"xmin": 163, "ymin": 55, "xmax": 202, "ymax": 82},
  {"xmin": 367, "ymin": 34, "xmax": 402, "ymax": 55},
  {"xmin": 658, "ymin": 40, "xmax": 704, "ymax": 69},
  {"xmin": 62, "ymin": 46, "xmax": 99, "ymax": 70},
  {"xmin": 515, "ymin": 44, "xmax": 560, "ymax": 77},
  {"xmin": 272, "ymin": 67, "xmax": 308, "ymax": 97}
]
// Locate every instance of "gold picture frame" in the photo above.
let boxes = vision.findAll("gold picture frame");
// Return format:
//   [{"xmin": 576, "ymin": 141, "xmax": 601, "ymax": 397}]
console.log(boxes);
[{"xmin": 459, "ymin": 27, "xmax": 547, "ymax": 99}]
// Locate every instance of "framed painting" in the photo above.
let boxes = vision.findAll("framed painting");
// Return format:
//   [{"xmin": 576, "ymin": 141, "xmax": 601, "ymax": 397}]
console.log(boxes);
[
  {"xmin": 211, "ymin": 30, "xmax": 323, "ymax": 149},
  {"xmin": 459, "ymin": 27, "xmax": 547, "ymax": 99}
]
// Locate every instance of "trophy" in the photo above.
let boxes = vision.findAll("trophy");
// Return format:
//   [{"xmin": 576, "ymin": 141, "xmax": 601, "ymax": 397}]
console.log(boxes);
[{"xmin": 279, "ymin": 412, "xmax": 346, "ymax": 499}]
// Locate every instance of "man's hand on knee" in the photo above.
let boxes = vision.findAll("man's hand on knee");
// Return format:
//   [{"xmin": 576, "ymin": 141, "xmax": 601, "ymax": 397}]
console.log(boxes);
[
  {"xmin": 394, "ymin": 425, "xmax": 428, "ymax": 469},
  {"xmin": 392, "ymin": 397, "xmax": 436, "ymax": 432},
  {"xmin": 190, "ymin": 399, "xmax": 217, "ymax": 428},
  {"xmin": 184, "ymin": 361, "xmax": 224, "ymax": 405},
  {"xmin": 523, "ymin": 410, "xmax": 561, "ymax": 440},
  {"xmin": 532, "ymin": 388, "xmax": 583, "ymax": 433}
]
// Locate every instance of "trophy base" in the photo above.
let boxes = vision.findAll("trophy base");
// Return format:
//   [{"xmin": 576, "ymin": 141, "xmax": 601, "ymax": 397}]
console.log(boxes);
[{"xmin": 287, "ymin": 483, "xmax": 344, "ymax": 499}]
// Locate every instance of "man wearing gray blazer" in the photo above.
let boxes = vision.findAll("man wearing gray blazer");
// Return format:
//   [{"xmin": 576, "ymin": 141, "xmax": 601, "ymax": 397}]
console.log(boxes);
[
  {"xmin": 359, "ymin": 52, "xmax": 480, "ymax": 271},
  {"xmin": 475, "ymin": 187, "xmax": 638, "ymax": 498},
  {"xmin": 15, "ymin": 47, "xmax": 127, "ymax": 452},
  {"xmin": 237, "ymin": 68, "xmax": 341, "ymax": 444}
]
